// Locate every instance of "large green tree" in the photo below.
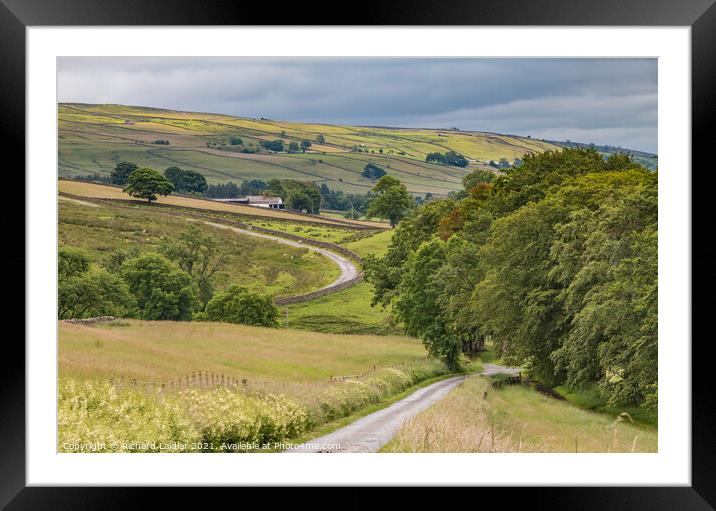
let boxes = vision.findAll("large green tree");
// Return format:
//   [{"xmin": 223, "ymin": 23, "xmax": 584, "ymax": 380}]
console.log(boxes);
[
  {"xmin": 121, "ymin": 253, "xmax": 199, "ymax": 320},
  {"xmin": 462, "ymin": 168, "xmax": 495, "ymax": 190},
  {"xmin": 393, "ymin": 238, "xmax": 460, "ymax": 370},
  {"xmin": 366, "ymin": 175, "xmax": 414, "ymax": 227},
  {"xmin": 123, "ymin": 168, "xmax": 174, "ymax": 202},
  {"xmin": 163, "ymin": 167, "xmax": 208, "ymax": 194},
  {"xmin": 364, "ymin": 199, "xmax": 455, "ymax": 307}
]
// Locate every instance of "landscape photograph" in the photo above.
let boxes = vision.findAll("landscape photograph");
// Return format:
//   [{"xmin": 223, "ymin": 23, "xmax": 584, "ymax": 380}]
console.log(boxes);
[{"xmin": 56, "ymin": 57, "xmax": 658, "ymax": 454}]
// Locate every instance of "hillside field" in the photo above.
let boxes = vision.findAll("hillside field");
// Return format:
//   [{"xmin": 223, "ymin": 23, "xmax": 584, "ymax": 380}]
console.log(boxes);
[{"xmin": 58, "ymin": 103, "xmax": 562, "ymax": 196}]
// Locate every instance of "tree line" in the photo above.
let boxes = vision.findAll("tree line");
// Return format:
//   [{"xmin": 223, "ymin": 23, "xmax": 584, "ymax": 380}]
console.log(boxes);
[
  {"xmin": 364, "ymin": 148, "xmax": 657, "ymax": 411},
  {"xmin": 73, "ymin": 161, "xmax": 421, "ymax": 219},
  {"xmin": 259, "ymin": 139, "xmax": 312, "ymax": 153},
  {"xmin": 109, "ymin": 161, "xmax": 207, "ymax": 200},
  {"xmin": 426, "ymin": 151, "xmax": 469, "ymax": 167},
  {"xmin": 204, "ymin": 179, "xmax": 267, "ymax": 199}
]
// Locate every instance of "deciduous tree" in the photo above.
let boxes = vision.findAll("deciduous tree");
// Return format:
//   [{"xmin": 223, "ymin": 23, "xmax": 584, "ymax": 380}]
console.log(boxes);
[
  {"xmin": 121, "ymin": 253, "xmax": 198, "ymax": 320},
  {"xmin": 366, "ymin": 175, "xmax": 414, "ymax": 227},
  {"xmin": 123, "ymin": 168, "xmax": 174, "ymax": 202}
]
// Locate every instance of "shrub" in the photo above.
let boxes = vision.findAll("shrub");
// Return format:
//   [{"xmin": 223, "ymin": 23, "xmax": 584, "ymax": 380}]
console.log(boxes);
[
  {"xmin": 57, "ymin": 359, "xmax": 449, "ymax": 452},
  {"xmin": 203, "ymin": 285, "xmax": 279, "ymax": 327}
]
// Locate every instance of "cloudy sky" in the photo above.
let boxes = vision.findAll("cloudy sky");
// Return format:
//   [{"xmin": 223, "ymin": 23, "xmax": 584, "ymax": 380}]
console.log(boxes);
[{"xmin": 58, "ymin": 57, "xmax": 657, "ymax": 153}]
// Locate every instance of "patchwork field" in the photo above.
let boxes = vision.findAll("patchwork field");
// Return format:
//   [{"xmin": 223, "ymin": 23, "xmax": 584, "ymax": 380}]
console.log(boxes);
[{"xmin": 58, "ymin": 103, "xmax": 561, "ymax": 196}]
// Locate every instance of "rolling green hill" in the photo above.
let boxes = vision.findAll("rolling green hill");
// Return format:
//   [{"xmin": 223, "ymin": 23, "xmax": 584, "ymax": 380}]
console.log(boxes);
[{"xmin": 58, "ymin": 103, "xmax": 562, "ymax": 196}]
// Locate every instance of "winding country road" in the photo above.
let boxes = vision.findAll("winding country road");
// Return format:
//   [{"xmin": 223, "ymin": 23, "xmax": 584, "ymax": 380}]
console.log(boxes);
[
  {"xmin": 285, "ymin": 363, "xmax": 520, "ymax": 453},
  {"xmin": 203, "ymin": 221, "xmax": 359, "ymax": 291}
]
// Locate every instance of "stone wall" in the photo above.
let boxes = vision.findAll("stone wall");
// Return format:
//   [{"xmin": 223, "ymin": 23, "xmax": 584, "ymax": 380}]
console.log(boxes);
[
  {"xmin": 274, "ymin": 273, "xmax": 364, "ymax": 305},
  {"xmin": 63, "ymin": 316, "xmax": 117, "ymax": 325}
]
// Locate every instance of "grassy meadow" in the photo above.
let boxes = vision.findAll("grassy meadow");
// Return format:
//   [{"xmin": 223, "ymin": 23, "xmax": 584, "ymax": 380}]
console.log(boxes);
[
  {"xmin": 381, "ymin": 376, "xmax": 657, "ymax": 453},
  {"xmin": 343, "ymin": 229, "xmax": 394, "ymax": 258},
  {"xmin": 283, "ymin": 227, "xmax": 396, "ymax": 334},
  {"xmin": 59, "ymin": 198, "xmax": 340, "ymax": 297},
  {"xmin": 59, "ymin": 319, "xmax": 429, "ymax": 382},
  {"xmin": 58, "ymin": 319, "xmax": 449, "ymax": 452},
  {"xmin": 284, "ymin": 281, "xmax": 399, "ymax": 335},
  {"xmin": 58, "ymin": 103, "xmax": 561, "ymax": 196}
]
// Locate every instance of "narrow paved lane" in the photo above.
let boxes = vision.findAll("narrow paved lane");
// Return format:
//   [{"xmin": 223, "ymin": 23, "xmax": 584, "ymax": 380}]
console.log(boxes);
[
  {"xmin": 285, "ymin": 375, "xmax": 468, "ymax": 453},
  {"xmin": 285, "ymin": 363, "xmax": 520, "ymax": 453}
]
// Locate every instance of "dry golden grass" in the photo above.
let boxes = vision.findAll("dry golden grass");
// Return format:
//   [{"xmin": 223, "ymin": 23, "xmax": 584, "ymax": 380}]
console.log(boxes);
[
  {"xmin": 382, "ymin": 376, "xmax": 657, "ymax": 453},
  {"xmin": 306, "ymin": 144, "xmax": 347, "ymax": 153},
  {"xmin": 58, "ymin": 180, "xmax": 382, "ymax": 228},
  {"xmin": 59, "ymin": 319, "xmax": 428, "ymax": 384}
]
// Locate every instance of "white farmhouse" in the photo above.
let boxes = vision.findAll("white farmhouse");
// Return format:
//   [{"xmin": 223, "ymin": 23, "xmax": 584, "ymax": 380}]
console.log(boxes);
[{"xmin": 212, "ymin": 195, "xmax": 284, "ymax": 209}]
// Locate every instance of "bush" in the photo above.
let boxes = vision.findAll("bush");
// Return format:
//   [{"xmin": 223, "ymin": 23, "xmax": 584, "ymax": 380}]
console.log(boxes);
[
  {"xmin": 311, "ymin": 360, "xmax": 448, "ymax": 424},
  {"xmin": 203, "ymin": 285, "xmax": 279, "ymax": 327}
]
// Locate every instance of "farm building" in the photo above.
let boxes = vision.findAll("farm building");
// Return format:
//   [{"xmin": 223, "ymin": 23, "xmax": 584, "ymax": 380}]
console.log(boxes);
[{"xmin": 213, "ymin": 195, "xmax": 284, "ymax": 209}]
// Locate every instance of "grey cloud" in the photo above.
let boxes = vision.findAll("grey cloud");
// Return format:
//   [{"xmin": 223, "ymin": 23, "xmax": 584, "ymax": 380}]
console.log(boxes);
[{"xmin": 57, "ymin": 57, "xmax": 657, "ymax": 153}]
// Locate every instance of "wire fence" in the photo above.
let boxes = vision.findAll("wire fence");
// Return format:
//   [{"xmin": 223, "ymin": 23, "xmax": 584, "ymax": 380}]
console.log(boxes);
[{"xmin": 108, "ymin": 360, "xmax": 427, "ymax": 393}]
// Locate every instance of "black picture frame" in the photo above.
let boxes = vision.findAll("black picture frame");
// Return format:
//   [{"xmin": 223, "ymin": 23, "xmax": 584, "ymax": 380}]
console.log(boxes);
[{"xmin": 4, "ymin": 0, "xmax": 713, "ymax": 506}]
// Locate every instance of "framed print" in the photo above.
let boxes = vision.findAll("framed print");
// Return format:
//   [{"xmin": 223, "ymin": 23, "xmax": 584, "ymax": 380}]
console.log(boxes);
[{"xmin": 4, "ymin": 0, "xmax": 714, "ymax": 506}]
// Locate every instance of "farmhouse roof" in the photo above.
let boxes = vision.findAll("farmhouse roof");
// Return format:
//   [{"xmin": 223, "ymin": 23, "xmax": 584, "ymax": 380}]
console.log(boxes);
[{"xmin": 247, "ymin": 195, "xmax": 282, "ymax": 204}]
